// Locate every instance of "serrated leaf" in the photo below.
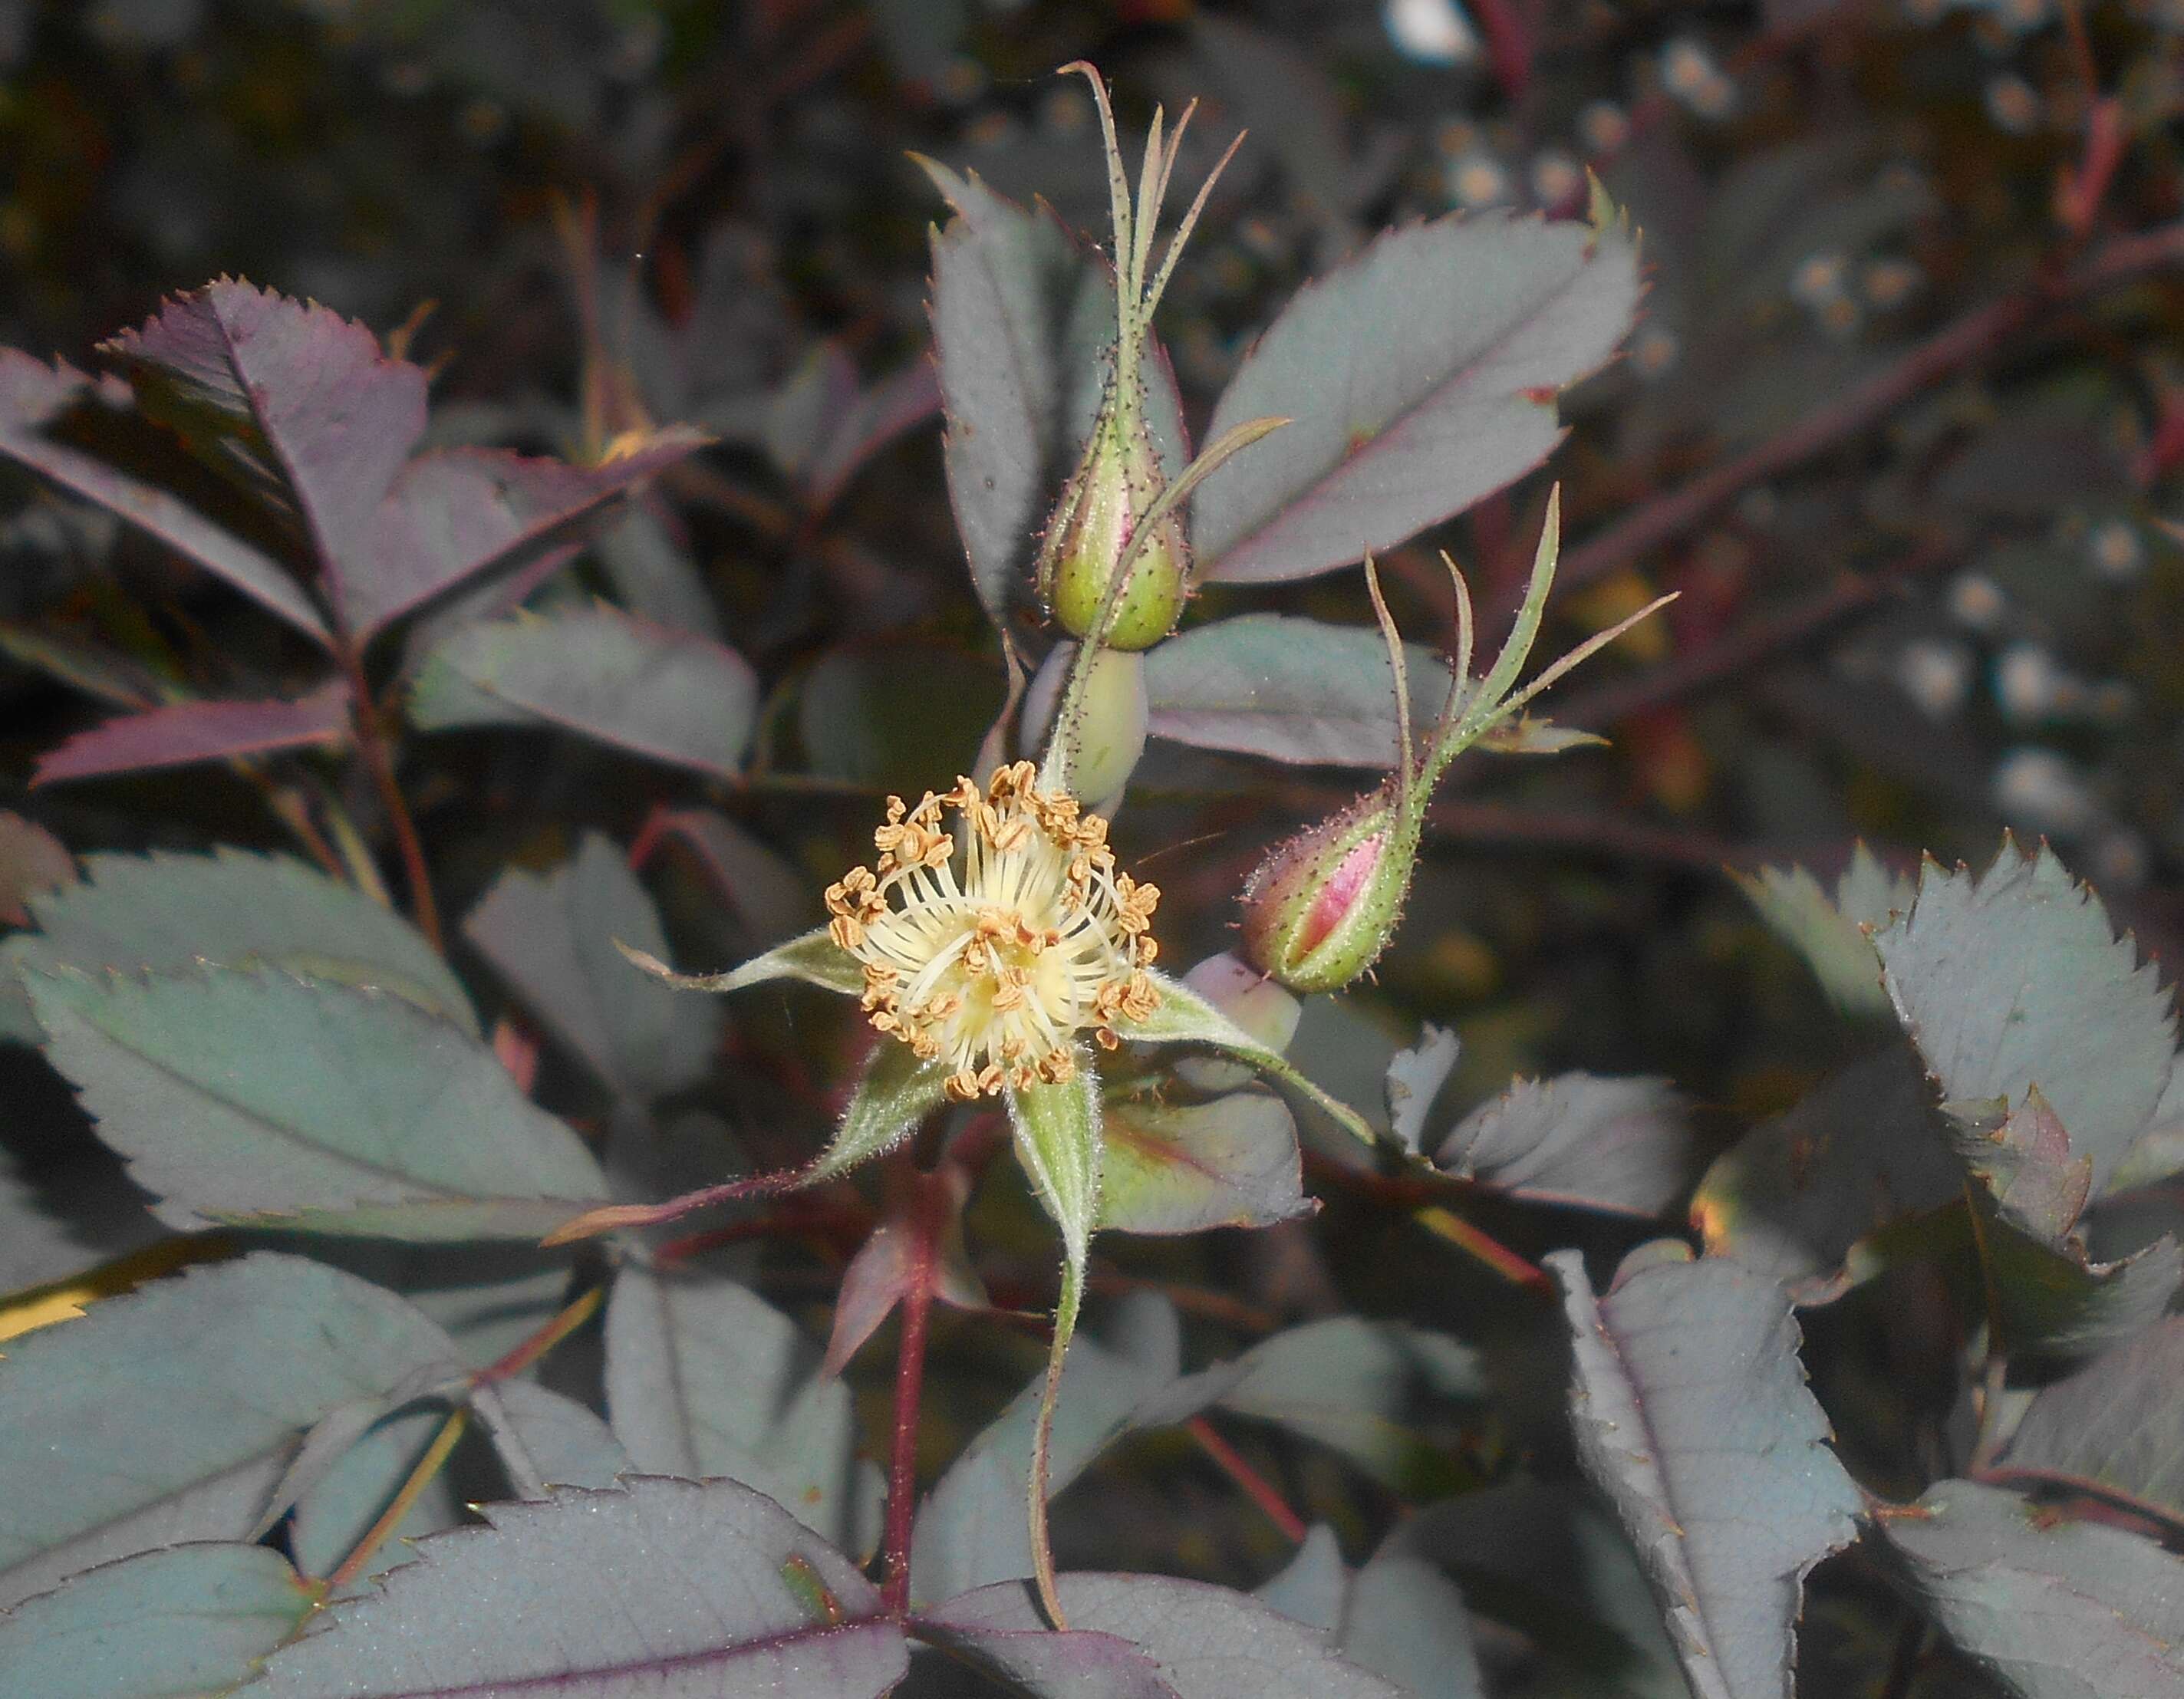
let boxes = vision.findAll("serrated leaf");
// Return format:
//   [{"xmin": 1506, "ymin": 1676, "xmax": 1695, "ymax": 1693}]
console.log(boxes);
[
  {"xmin": 2107, "ymin": 1054, "xmax": 2184, "ymax": 1194},
  {"xmin": 0, "ymin": 1542, "xmax": 313, "ymax": 1699},
  {"xmin": 1099, "ymin": 1088, "xmax": 1307, "ymax": 1234},
  {"xmin": 1734, "ymin": 844, "xmax": 1911, "ymax": 1016},
  {"xmin": 606, "ymin": 1263, "xmax": 869, "ymax": 1552},
  {"xmin": 1192, "ymin": 211, "xmax": 1639, "ymax": 584},
  {"xmin": 0, "ymin": 846, "xmax": 475, "ymax": 1043},
  {"xmin": 1256, "ymin": 1525, "xmax": 1489, "ymax": 1699},
  {"xmin": 97, "ymin": 282, "xmax": 704, "ymax": 636},
  {"xmin": 0, "ymin": 811, "xmax": 74, "ymax": 927},
  {"xmin": 1213, "ymin": 1316, "xmax": 1485, "ymax": 1496},
  {"xmin": 1385, "ymin": 1026, "xmax": 1461, "ymax": 1157},
  {"xmin": 911, "ymin": 1294, "xmax": 1204, "ymax": 1606},
  {"xmin": 28, "ymin": 966, "xmax": 608, "ymax": 1240},
  {"xmin": 254, "ymin": 1477, "xmax": 906, "ymax": 1698},
  {"xmin": 1142, "ymin": 616, "xmax": 1454, "ymax": 766},
  {"xmin": 1876, "ymin": 1480, "xmax": 2184, "ymax": 1699},
  {"xmin": 1692, "ymin": 1046, "xmax": 1960, "ymax": 1299},
  {"xmin": 1437, "ymin": 1073, "xmax": 1694, "ymax": 1217},
  {"xmin": 475, "ymin": 1378, "xmax": 633, "ymax": 1497},
  {"xmin": 1550, "ymin": 1245, "xmax": 1863, "ymax": 1699},
  {"xmin": 921, "ymin": 1574, "xmax": 1405, "ymax": 1699},
  {"xmin": 1873, "ymin": 841, "xmax": 2176, "ymax": 1194},
  {"xmin": 0, "ymin": 1253, "xmax": 463, "ymax": 1608},
  {"xmin": 2002, "ymin": 1317, "xmax": 2184, "ymax": 1518},
  {"xmin": 409, "ymin": 602, "xmax": 759, "ymax": 779},
  {"xmin": 32, "ymin": 680, "xmax": 351, "ymax": 786},
  {"xmin": 0, "ymin": 351, "xmax": 333, "ymax": 644},
  {"xmin": 463, "ymin": 834, "xmax": 720, "ymax": 1101}
]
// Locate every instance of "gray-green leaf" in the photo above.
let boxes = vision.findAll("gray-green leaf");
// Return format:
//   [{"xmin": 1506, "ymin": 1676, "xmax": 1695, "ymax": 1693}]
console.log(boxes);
[
  {"xmin": 253, "ymin": 1477, "xmax": 907, "ymax": 1698},
  {"xmin": 28, "ymin": 966, "xmax": 608, "ymax": 1240},
  {"xmin": 1873, "ymin": 841, "xmax": 2176, "ymax": 1194},
  {"xmin": 1876, "ymin": 1479, "xmax": 2184, "ymax": 1699},
  {"xmin": 1550, "ymin": 1245, "xmax": 1863, "ymax": 1699}
]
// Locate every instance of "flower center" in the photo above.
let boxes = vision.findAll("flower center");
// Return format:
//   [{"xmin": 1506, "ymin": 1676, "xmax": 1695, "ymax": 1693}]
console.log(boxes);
[{"xmin": 824, "ymin": 761, "xmax": 1161, "ymax": 1100}]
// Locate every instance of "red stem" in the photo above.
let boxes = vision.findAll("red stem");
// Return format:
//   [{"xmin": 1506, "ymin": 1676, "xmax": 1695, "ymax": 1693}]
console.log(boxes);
[
  {"xmin": 339, "ymin": 647, "xmax": 442, "ymax": 950},
  {"xmin": 1188, "ymin": 1415, "xmax": 1308, "ymax": 1543},
  {"xmin": 881, "ymin": 1170, "xmax": 943, "ymax": 1614}
]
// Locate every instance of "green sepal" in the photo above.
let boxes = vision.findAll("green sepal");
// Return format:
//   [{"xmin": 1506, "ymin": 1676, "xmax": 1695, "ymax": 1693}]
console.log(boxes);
[
  {"xmin": 1114, "ymin": 969, "xmax": 1377, "ymax": 1149},
  {"xmin": 1004, "ymin": 1054, "xmax": 1105, "ymax": 1270},
  {"xmin": 615, "ymin": 926, "xmax": 863, "ymax": 998},
  {"xmin": 810, "ymin": 1040, "xmax": 952, "ymax": 1184}
]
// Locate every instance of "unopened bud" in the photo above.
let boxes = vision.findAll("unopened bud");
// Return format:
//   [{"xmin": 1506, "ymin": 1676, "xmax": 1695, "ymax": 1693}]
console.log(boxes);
[
  {"xmin": 1238, "ymin": 784, "xmax": 1418, "ymax": 994},
  {"xmin": 1038, "ymin": 400, "xmax": 1188, "ymax": 652},
  {"xmin": 1025, "ymin": 640, "xmax": 1148, "ymax": 812}
]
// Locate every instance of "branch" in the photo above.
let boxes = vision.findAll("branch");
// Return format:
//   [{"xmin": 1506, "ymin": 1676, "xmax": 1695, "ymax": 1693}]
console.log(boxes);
[{"xmin": 1557, "ymin": 222, "xmax": 2184, "ymax": 596}]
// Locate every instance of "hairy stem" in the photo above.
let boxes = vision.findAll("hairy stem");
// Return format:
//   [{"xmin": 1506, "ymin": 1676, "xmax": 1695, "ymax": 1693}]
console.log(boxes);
[
  {"xmin": 1028, "ymin": 1255, "xmax": 1085, "ymax": 1630},
  {"xmin": 881, "ymin": 1171, "xmax": 942, "ymax": 1615}
]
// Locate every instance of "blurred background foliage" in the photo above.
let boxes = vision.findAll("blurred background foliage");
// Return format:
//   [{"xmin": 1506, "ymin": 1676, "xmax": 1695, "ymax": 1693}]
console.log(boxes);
[{"xmin": 3, "ymin": 0, "xmax": 2182, "ymax": 1679}]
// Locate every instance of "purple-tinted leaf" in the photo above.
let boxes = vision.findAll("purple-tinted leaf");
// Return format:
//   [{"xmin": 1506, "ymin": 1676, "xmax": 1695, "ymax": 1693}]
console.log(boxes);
[
  {"xmin": 1193, "ymin": 211, "xmax": 1639, "ymax": 584},
  {"xmin": 1437, "ymin": 1073, "xmax": 1694, "ymax": 1217},
  {"xmin": 1693, "ymin": 1046, "xmax": 1959, "ymax": 1301},
  {"xmin": 1143, "ymin": 616, "xmax": 1454, "ymax": 767},
  {"xmin": 26, "ymin": 964, "xmax": 608, "ymax": 1241},
  {"xmin": 252, "ymin": 1477, "xmax": 907, "ymax": 1699},
  {"xmin": 0, "ymin": 812, "xmax": 74, "ymax": 927},
  {"xmin": 805, "ymin": 357, "xmax": 942, "ymax": 512},
  {"xmin": 101, "ymin": 280, "xmax": 427, "ymax": 627},
  {"xmin": 1948, "ymin": 1088, "xmax": 2091, "ymax": 1247},
  {"xmin": 31, "ymin": 677, "xmax": 350, "ymax": 786},
  {"xmin": 0, "ymin": 1253, "xmax": 463, "ymax": 1609},
  {"xmin": 1876, "ymin": 1480, "xmax": 2184, "ymax": 1699},
  {"xmin": 2003, "ymin": 1317, "xmax": 2184, "ymax": 1517},
  {"xmin": 408, "ymin": 601, "xmax": 759, "ymax": 778},
  {"xmin": 0, "ymin": 622, "xmax": 164, "ymax": 712},
  {"xmin": 653, "ymin": 808, "xmax": 821, "ymax": 950},
  {"xmin": 1550, "ymin": 1244, "xmax": 1862, "ymax": 1699},
  {"xmin": 1099, "ymin": 1088, "xmax": 1308, "ymax": 1235},
  {"xmin": 355, "ymin": 431, "xmax": 708, "ymax": 636},
  {"xmin": 1255, "ymin": 1526, "xmax": 1491, "ymax": 1699},
  {"xmin": 923, "ymin": 1574, "xmax": 1404, "ymax": 1699},
  {"xmin": 95, "ymin": 281, "xmax": 707, "ymax": 639},
  {"xmin": 1873, "ymin": 840, "xmax": 2176, "ymax": 1195},
  {"xmin": 463, "ymin": 834, "xmax": 720, "ymax": 1101},
  {"xmin": 824, "ymin": 1164, "xmax": 987, "ymax": 1379},
  {"xmin": 0, "ymin": 351, "xmax": 331, "ymax": 644}
]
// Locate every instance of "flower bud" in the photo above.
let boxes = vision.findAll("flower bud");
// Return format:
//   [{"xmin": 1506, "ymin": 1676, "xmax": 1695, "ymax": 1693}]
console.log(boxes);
[
  {"xmin": 1237, "ymin": 782, "xmax": 1418, "ymax": 995},
  {"xmin": 1038, "ymin": 399, "xmax": 1188, "ymax": 653},
  {"xmin": 1025, "ymin": 640, "xmax": 1148, "ymax": 813}
]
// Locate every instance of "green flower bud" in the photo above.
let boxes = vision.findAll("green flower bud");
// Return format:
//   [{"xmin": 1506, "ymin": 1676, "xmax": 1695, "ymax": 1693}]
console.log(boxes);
[
  {"xmin": 1039, "ymin": 398, "xmax": 1189, "ymax": 653},
  {"xmin": 1025, "ymin": 640, "xmax": 1148, "ymax": 812},
  {"xmin": 1237, "ymin": 782, "xmax": 1418, "ymax": 995}
]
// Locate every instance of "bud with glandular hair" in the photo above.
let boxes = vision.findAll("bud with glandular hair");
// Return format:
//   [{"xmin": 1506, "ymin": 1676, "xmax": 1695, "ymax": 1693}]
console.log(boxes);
[
  {"xmin": 1238, "ymin": 785, "xmax": 1416, "ymax": 996},
  {"xmin": 1237, "ymin": 492, "xmax": 1675, "ymax": 996},
  {"xmin": 1039, "ymin": 394, "xmax": 1188, "ymax": 653}
]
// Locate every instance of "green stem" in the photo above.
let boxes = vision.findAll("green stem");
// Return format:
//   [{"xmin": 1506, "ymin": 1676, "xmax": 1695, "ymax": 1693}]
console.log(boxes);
[{"xmin": 1027, "ymin": 1253, "xmax": 1085, "ymax": 1630}]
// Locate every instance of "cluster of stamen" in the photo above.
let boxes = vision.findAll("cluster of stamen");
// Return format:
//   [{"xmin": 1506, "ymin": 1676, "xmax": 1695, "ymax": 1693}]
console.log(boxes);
[{"xmin": 824, "ymin": 762, "xmax": 1161, "ymax": 1100}]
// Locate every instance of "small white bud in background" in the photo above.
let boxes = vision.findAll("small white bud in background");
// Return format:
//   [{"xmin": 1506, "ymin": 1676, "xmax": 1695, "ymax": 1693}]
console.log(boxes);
[
  {"xmin": 1992, "ymin": 746, "xmax": 2097, "ymax": 835},
  {"xmin": 1995, "ymin": 641, "xmax": 2067, "ymax": 723},
  {"xmin": 1947, "ymin": 571, "xmax": 2007, "ymax": 631},
  {"xmin": 1578, "ymin": 100, "xmax": 1630, "ymax": 154},
  {"xmin": 2086, "ymin": 519, "xmax": 2145, "ymax": 582},
  {"xmin": 1896, "ymin": 639, "xmax": 1974, "ymax": 720},
  {"xmin": 1385, "ymin": 0, "xmax": 1481, "ymax": 65},
  {"xmin": 2093, "ymin": 831, "xmax": 2149, "ymax": 890},
  {"xmin": 1985, "ymin": 74, "xmax": 2043, "ymax": 134},
  {"xmin": 1449, "ymin": 151, "xmax": 1512, "ymax": 209},
  {"xmin": 1529, "ymin": 148, "xmax": 1583, "ymax": 208},
  {"xmin": 1862, "ymin": 257, "xmax": 1922, "ymax": 309},
  {"xmin": 1630, "ymin": 324, "xmax": 1679, "ymax": 380},
  {"xmin": 1789, "ymin": 251, "xmax": 1850, "ymax": 308}
]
